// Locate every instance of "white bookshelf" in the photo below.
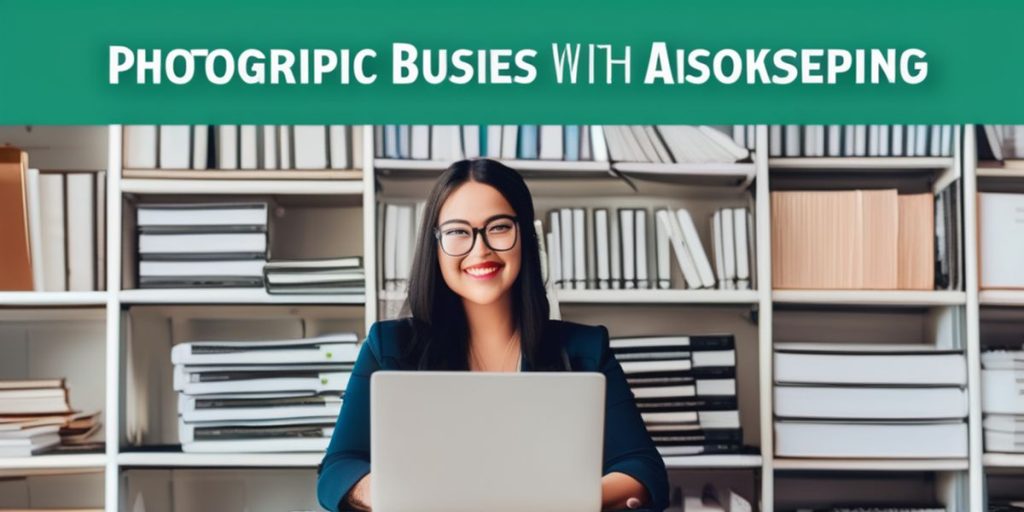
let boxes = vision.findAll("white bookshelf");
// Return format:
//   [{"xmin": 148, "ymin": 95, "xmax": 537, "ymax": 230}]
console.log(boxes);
[{"xmin": 1, "ymin": 124, "xmax": 1013, "ymax": 512}]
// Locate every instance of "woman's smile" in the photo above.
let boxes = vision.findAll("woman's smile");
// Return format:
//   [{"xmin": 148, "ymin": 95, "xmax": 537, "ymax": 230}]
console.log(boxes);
[{"xmin": 463, "ymin": 261, "xmax": 505, "ymax": 279}]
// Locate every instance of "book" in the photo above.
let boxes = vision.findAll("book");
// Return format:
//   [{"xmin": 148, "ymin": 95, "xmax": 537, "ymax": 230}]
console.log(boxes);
[
  {"xmin": 0, "ymin": 148, "xmax": 32, "ymax": 290},
  {"xmin": 123, "ymin": 125, "xmax": 158, "ymax": 168},
  {"xmin": 158, "ymin": 125, "xmax": 191, "ymax": 169},
  {"xmin": 774, "ymin": 385, "xmax": 968, "ymax": 420},
  {"xmin": 774, "ymin": 420, "xmax": 968, "ymax": 458},
  {"xmin": 137, "ymin": 203, "xmax": 268, "ymax": 227},
  {"xmin": 979, "ymin": 193, "xmax": 1024, "ymax": 289},
  {"xmin": 774, "ymin": 346, "xmax": 967, "ymax": 386},
  {"xmin": 293, "ymin": 125, "xmax": 328, "ymax": 169},
  {"xmin": 66, "ymin": 173, "xmax": 95, "ymax": 291},
  {"xmin": 239, "ymin": 125, "xmax": 258, "ymax": 169},
  {"xmin": 170, "ymin": 333, "xmax": 359, "ymax": 365}
]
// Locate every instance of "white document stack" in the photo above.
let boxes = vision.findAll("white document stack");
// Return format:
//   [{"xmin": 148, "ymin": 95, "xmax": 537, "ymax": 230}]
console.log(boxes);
[
  {"xmin": 137, "ymin": 202, "xmax": 269, "ymax": 288},
  {"xmin": 773, "ymin": 343, "xmax": 969, "ymax": 459},
  {"xmin": 171, "ymin": 332, "xmax": 359, "ymax": 453},
  {"xmin": 981, "ymin": 349, "xmax": 1024, "ymax": 454}
]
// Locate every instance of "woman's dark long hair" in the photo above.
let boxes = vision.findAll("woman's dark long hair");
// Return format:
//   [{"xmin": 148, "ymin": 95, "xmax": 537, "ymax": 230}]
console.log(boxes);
[{"xmin": 401, "ymin": 158, "xmax": 557, "ymax": 370}]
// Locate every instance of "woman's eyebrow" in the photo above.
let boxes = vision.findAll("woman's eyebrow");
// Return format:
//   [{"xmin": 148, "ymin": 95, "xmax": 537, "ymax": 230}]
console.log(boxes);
[{"xmin": 437, "ymin": 214, "xmax": 514, "ymax": 227}]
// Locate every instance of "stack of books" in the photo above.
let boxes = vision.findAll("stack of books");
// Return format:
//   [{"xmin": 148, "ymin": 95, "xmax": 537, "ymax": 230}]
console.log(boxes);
[
  {"xmin": 768, "ymin": 124, "xmax": 955, "ymax": 157},
  {"xmin": 0, "ymin": 147, "xmax": 106, "ymax": 292},
  {"xmin": 610, "ymin": 334, "xmax": 741, "ymax": 457},
  {"xmin": 981, "ymin": 349, "xmax": 1024, "ymax": 454},
  {"xmin": 137, "ymin": 202, "xmax": 268, "ymax": 288},
  {"xmin": 0, "ymin": 379, "xmax": 102, "ymax": 457},
  {"xmin": 773, "ymin": 343, "xmax": 969, "ymax": 458},
  {"xmin": 171, "ymin": 333, "xmax": 360, "ymax": 453},
  {"xmin": 771, "ymin": 189, "xmax": 945, "ymax": 290},
  {"xmin": 264, "ymin": 257, "xmax": 365, "ymax": 295},
  {"xmin": 544, "ymin": 206, "xmax": 753, "ymax": 291},
  {"xmin": 374, "ymin": 125, "xmax": 752, "ymax": 164},
  {"xmin": 123, "ymin": 125, "xmax": 360, "ymax": 170}
]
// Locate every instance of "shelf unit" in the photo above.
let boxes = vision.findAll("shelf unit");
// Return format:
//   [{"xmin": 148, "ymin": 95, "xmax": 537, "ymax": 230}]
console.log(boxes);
[{"xmin": 1, "ymin": 124, "xmax": 1016, "ymax": 511}]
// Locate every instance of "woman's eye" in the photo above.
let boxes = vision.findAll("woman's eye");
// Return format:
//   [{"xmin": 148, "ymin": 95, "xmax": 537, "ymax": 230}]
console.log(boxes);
[
  {"xmin": 489, "ymin": 224, "xmax": 512, "ymax": 233},
  {"xmin": 444, "ymin": 228, "xmax": 470, "ymax": 237}
]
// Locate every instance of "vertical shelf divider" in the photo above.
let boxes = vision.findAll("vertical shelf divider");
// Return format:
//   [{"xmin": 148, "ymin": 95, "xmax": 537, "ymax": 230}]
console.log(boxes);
[
  {"xmin": 755, "ymin": 124, "xmax": 774, "ymax": 512},
  {"xmin": 106, "ymin": 124, "xmax": 123, "ymax": 512},
  {"xmin": 963, "ymin": 124, "xmax": 984, "ymax": 511}
]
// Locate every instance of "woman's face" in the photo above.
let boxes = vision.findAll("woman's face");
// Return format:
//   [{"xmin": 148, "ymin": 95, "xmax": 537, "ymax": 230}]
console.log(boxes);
[{"xmin": 436, "ymin": 180, "xmax": 522, "ymax": 306}]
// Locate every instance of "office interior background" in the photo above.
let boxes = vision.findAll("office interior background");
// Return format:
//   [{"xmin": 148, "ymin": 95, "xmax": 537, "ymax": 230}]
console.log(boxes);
[{"xmin": 0, "ymin": 124, "xmax": 1023, "ymax": 511}]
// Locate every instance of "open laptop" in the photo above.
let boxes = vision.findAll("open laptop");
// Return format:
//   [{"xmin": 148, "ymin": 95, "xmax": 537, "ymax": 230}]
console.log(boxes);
[{"xmin": 371, "ymin": 371, "xmax": 606, "ymax": 512}]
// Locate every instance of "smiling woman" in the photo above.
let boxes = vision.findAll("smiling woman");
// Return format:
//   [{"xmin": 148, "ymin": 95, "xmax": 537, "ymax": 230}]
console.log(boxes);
[{"xmin": 316, "ymin": 158, "xmax": 669, "ymax": 512}]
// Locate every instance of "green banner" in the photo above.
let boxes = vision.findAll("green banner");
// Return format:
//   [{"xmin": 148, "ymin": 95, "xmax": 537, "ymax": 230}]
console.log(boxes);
[{"xmin": 0, "ymin": 0, "xmax": 1020, "ymax": 123}]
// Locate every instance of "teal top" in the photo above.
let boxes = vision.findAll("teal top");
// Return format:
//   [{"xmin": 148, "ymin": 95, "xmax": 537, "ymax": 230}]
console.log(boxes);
[{"xmin": 316, "ymin": 318, "xmax": 670, "ymax": 512}]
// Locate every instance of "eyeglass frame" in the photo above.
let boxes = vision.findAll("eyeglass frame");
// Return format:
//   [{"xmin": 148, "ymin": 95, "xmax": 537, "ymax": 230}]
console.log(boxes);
[{"xmin": 433, "ymin": 214, "xmax": 520, "ymax": 257}]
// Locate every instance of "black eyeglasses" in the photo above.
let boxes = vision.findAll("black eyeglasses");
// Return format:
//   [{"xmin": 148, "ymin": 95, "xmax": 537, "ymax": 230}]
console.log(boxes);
[{"xmin": 434, "ymin": 215, "xmax": 519, "ymax": 257}]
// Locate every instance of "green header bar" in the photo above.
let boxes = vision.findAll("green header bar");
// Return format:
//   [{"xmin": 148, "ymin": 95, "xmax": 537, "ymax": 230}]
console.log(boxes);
[{"xmin": 1, "ymin": 0, "xmax": 1020, "ymax": 123}]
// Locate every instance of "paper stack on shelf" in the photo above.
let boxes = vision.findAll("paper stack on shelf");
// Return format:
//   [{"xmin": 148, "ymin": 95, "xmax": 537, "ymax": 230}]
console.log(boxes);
[
  {"xmin": 171, "ymin": 332, "xmax": 360, "ymax": 453},
  {"xmin": 124, "ymin": 125, "xmax": 361, "ymax": 170},
  {"xmin": 136, "ymin": 202, "xmax": 268, "ymax": 288},
  {"xmin": 605, "ymin": 125, "xmax": 750, "ymax": 164},
  {"xmin": 264, "ymin": 256, "xmax": 365, "ymax": 295},
  {"xmin": 543, "ymin": 206, "xmax": 753, "ymax": 291},
  {"xmin": 768, "ymin": 124, "xmax": 954, "ymax": 157},
  {"xmin": 978, "ymin": 193, "xmax": 1024, "ymax": 290},
  {"xmin": 981, "ymin": 349, "xmax": 1024, "ymax": 453},
  {"xmin": 771, "ymin": 189, "xmax": 944, "ymax": 290},
  {"xmin": 773, "ymin": 343, "xmax": 969, "ymax": 458},
  {"xmin": 0, "ymin": 379, "xmax": 102, "ymax": 457},
  {"xmin": 611, "ymin": 334, "xmax": 742, "ymax": 457}
]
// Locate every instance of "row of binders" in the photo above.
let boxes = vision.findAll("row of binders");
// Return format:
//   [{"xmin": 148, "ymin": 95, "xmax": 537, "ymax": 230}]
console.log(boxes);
[
  {"xmin": 768, "ymin": 125, "xmax": 955, "ymax": 157},
  {"xmin": 545, "ymin": 207, "xmax": 753, "ymax": 290},
  {"xmin": 771, "ymin": 187, "xmax": 958, "ymax": 291},
  {"xmin": 611, "ymin": 334, "xmax": 744, "ymax": 457},
  {"xmin": 0, "ymin": 148, "xmax": 106, "ymax": 292},
  {"xmin": 171, "ymin": 332, "xmax": 359, "ymax": 452},
  {"xmin": 981, "ymin": 349, "xmax": 1024, "ymax": 454},
  {"xmin": 773, "ymin": 342, "xmax": 968, "ymax": 459},
  {"xmin": 0, "ymin": 379, "xmax": 102, "ymax": 457},
  {"xmin": 123, "ymin": 125, "xmax": 361, "ymax": 170},
  {"xmin": 374, "ymin": 125, "xmax": 751, "ymax": 164}
]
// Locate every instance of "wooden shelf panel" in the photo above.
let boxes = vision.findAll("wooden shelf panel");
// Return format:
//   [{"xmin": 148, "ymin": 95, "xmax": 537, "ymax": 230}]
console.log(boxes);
[
  {"xmin": 0, "ymin": 453, "xmax": 109, "ymax": 470},
  {"xmin": 118, "ymin": 289, "xmax": 365, "ymax": 305},
  {"xmin": 122, "ymin": 169, "xmax": 362, "ymax": 180},
  {"xmin": 772, "ymin": 457, "xmax": 969, "ymax": 471},
  {"xmin": 555, "ymin": 288, "xmax": 760, "ymax": 305},
  {"xmin": 772, "ymin": 290, "xmax": 966, "ymax": 306},
  {"xmin": 116, "ymin": 452, "xmax": 321, "ymax": 468},
  {"xmin": 0, "ymin": 291, "xmax": 109, "ymax": 307},
  {"xmin": 769, "ymin": 157, "xmax": 954, "ymax": 170},
  {"xmin": 979, "ymin": 290, "xmax": 1024, "ymax": 306},
  {"xmin": 121, "ymin": 178, "xmax": 363, "ymax": 195}
]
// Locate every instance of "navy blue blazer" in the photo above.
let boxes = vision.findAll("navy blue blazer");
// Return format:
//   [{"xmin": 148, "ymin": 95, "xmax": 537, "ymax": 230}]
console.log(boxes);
[{"xmin": 316, "ymin": 318, "xmax": 669, "ymax": 512}]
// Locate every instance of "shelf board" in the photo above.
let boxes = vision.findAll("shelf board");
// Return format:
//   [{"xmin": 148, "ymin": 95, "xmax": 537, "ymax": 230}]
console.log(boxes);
[
  {"xmin": 118, "ymin": 289, "xmax": 365, "ymax": 305},
  {"xmin": 772, "ymin": 290, "xmax": 966, "ymax": 307},
  {"xmin": 769, "ymin": 157, "xmax": 954, "ymax": 171},
  {"xmin": 555, "ymin": 288, "xmax": 759, "ymax": 305},
  {"xmin": 116, "ymin": 452, "xmax": 321, "ymax": 468},
  {"xmin": 0, "ymin": 453, "xmax": 108, "ymax": 470},
  {"xmin": 0, "ymin": 291, "xmax": 108, "ymax": 307},
  {"xmin": 122, "ymin": 169, "xmax": 363, "ymax": 180},
  {"xmin": 772, "ymin": 457, "xmax": 969, "ymax": 471},
  {"xmin": 983, "ymin": 453, "xmax": 1024, "ymax": 468},
  {"xmin": 662, "ymin": 454, "xmax": 762, "ymax": 469},
  {"xmin": 121, "ymin": 177, "xmax": 363, "ymax": 196},
  {"xmin": 374, "ymin": 158, "xmax": 610, "ymax": 173},
  {"xmin": 979, "ymin": 290, "xmax": 1024, "ymax": 306}
]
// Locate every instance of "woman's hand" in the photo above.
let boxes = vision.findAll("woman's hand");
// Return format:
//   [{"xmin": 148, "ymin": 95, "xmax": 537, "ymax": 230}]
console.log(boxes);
[
  {"xmin": 601, "ymin": 472, "xmax": 649, "ymax": 511},
  {"xmin": 345, "ymin": 474, "xmax": 372, "ymax": 511}
]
